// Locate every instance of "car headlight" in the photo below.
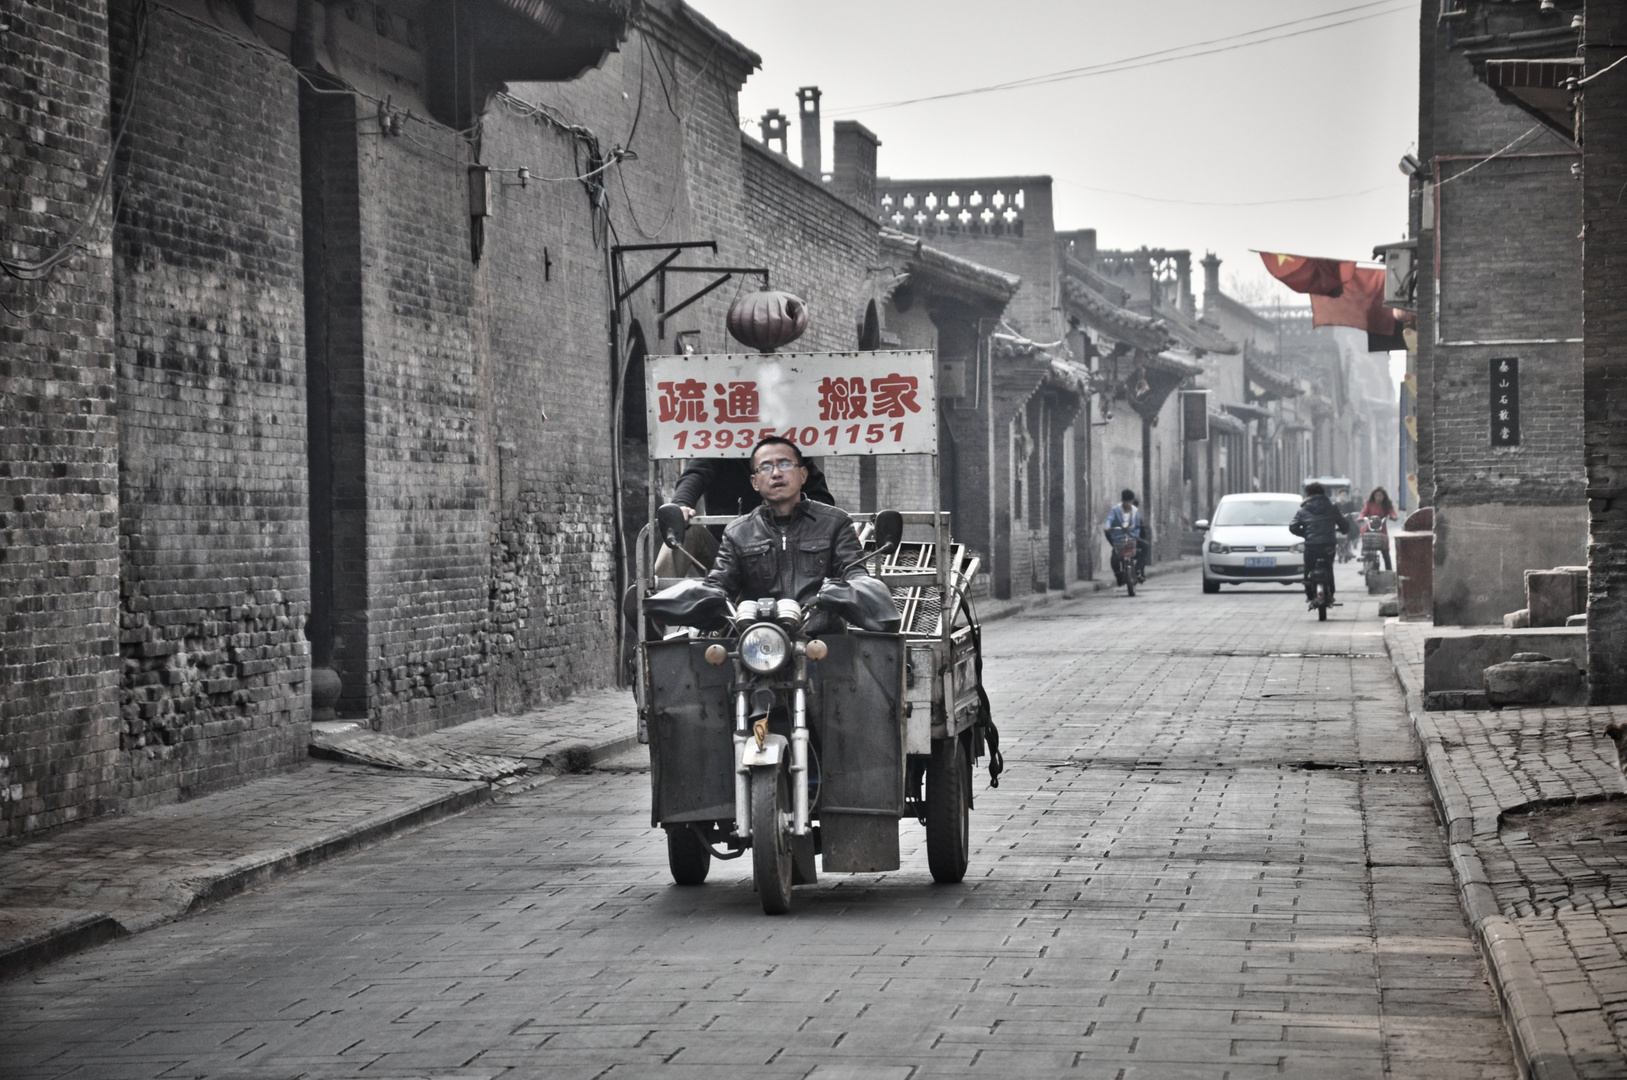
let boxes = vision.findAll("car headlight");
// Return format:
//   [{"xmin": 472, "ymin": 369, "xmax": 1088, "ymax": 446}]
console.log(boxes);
[
  {"xmin": 739, "ymin": 622, "xmax": 791, "ymax": 674},
  {"xmin": 1289, "ymin": 542, "xmax": 1304, "ymax": 553},
  {"xmin": 1207, "ymin": 540, "xmax": 1230, "ymax": 554}
]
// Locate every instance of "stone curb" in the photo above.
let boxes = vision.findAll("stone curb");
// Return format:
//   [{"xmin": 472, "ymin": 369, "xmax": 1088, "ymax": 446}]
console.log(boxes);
[
  {"xmin": 1383, "ymin": 621, "xmax": 1571, "ymax": 1080},
  {"xmin": 0, "ymin": 730, "xmax": 638, "ymax": 982}
]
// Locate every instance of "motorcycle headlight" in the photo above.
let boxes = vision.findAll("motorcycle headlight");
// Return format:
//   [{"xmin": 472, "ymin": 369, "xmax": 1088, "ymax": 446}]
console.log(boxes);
[
  {"xmin": 1208, "ymin": 540, "xmax": 1230, "ymax": 554},
  {"xmin": 1290, "ymin": 542, "xmax": 1305, "ymax": 554},
  {"xmin": 739, "ymin": 622, "xmax": 791, "ymax": 674}
]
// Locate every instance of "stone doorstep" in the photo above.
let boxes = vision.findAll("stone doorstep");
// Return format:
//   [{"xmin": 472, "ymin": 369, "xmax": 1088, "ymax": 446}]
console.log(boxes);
[{"xmin": 0, "ymin": 714, "xmax": 639, "ymax": 983}]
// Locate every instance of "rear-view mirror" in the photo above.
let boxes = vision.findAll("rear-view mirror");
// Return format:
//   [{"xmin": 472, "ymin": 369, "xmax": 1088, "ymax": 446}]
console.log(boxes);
[
  {"xmin": 873, "ymin": 509, "xmax": 904, "ymax": 555},
  {"xmin": 1194, "ymin": 519, "xmax": 1209, "ymax": 531},
  {"xmin": 657, "ymin": 503, "xmax": 688, "ymax": 550}
]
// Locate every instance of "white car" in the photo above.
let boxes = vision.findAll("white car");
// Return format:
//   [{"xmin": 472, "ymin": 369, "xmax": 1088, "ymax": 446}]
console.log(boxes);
[{"xmin": 1196, "ymin": 493, "xmax": 1305, "ymax": 593}]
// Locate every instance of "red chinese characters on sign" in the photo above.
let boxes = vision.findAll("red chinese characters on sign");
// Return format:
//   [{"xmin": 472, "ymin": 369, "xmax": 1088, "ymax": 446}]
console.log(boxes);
[
  {"xmin": 871, "ymin": 374, "xmax": 922, "ymax": 418},
  {"xmin": 817, "ymin": 376, "xmax": 867, "ymax": 421},
  {"xmin": 657, "ymin": 379, "xmax": 708, "ymax": 423},
  {"xmin": 712, "ymin": 381, "xmax": 760, "ymax": 423}
]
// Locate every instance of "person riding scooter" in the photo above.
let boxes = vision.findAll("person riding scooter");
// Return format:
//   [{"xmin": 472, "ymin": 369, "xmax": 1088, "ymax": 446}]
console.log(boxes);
[
  {"xmin": 1288, "ymin": 481, "xmax": 1351, "ymax": 603},
  {"xmin": 1103, "ymin": 489, "xmax": 1147, "ymax": 586}
]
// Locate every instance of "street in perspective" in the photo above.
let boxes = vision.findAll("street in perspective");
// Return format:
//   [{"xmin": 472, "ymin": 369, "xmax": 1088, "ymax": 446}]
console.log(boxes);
[
  {"xmin": 1, "ymin": 571, "xmax": 1519, "ymax": 1078},
  {"xmin": 8, "ymin": 0, "xmax": 1627, "ymax": 1077}
]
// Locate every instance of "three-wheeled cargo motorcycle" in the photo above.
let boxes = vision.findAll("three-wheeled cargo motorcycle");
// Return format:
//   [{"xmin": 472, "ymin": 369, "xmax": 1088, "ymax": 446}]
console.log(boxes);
[{"xmin": 632, "ymin": 349, "xmax": 1000, "ymax": 914}]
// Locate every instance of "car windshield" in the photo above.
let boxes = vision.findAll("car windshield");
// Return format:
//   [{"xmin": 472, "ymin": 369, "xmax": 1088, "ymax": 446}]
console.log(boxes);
[{"xmin": 1211, "ymin": 499, "xmax": 1298, "ymax": 527}]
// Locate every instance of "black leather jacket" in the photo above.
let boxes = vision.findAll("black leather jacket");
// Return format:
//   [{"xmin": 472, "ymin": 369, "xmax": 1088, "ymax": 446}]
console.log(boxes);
[
  {"xmin": 706, "ymin": 497, "xmax": 867, "ymax": 607},
  {"xmin": 671, "ymin": 457, "xmax": 834, "ymax": 517},
  {"xmin": 1289, "ymin": 494, "xmax": 1352, "ymax": 547}
]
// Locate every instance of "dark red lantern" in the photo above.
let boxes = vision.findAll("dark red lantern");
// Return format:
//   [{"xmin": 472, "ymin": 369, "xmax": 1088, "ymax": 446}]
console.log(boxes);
[{"xmin": 726, "ymin": 289, "xmax": 809, "ymax": 352}]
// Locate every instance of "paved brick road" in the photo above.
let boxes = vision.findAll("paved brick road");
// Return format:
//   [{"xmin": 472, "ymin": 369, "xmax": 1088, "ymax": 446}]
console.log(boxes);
[{"xmin": 0, "ymin": 566, "xmax": 1515, "ymax": 1078}]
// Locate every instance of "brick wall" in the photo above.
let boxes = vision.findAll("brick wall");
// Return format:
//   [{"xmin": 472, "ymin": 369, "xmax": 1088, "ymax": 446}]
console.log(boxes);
[
  {"xmin": 1417, "ymin": 6, "xmax": 1587, "ymax": 624},
  {"xmin": 1582, "ymin": 0, "xmax": 1627, "ymax": 702},
  {"xmin": 111, "ymin": 3, "xmax": 310, "ymax": 805},
  {"xmin": 0, "ymin": 0, "xmax": 121, "ymax": 836}
]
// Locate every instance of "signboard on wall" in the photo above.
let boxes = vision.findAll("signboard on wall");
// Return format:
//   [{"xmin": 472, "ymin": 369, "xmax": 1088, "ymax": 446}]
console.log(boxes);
[
  {"xmin": 1181, "ymin": 390, "xmax": 1210, "ymax": 441},
  {"xmin": 1490, "ymin": 357, "xmax": 1519, "ymax": 447},
  {"xmin": 645, "ymin": 351, "xmax": 937, "ymax": 460}
]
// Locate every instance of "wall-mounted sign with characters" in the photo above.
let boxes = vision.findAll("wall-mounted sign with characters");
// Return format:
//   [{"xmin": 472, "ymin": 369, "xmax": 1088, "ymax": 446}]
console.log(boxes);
[
  {"xmin": 1490, "ymin": 357, "xmax": 1519, "ymax": 447},
  {"xmin": 645, "ymin": 351, "xmax": 937, "ymax": 460}
]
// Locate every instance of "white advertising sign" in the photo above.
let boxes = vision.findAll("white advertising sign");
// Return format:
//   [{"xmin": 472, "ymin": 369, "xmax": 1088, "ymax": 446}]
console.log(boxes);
[{"xmin": 644, "ymin": 351, "xmax": 937, "ymax": 460}]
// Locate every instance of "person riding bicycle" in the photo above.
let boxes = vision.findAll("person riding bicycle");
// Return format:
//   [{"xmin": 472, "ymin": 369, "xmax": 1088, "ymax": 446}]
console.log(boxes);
[
  {"xmin": 1289, "ymin": 481, "xmax": 1351, "ymax": 602},
  {"xmin": 1103, "ymin": 489, "xmax": 1147, "ymax": 585}
]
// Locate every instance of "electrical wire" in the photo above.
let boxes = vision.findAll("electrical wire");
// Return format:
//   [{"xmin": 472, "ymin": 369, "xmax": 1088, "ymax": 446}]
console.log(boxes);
[
  {"xmin": 1434, "ymin": 122, "xmax": 1552, "ymax": 188},
  {"xmin": 826, "ymin": 0, "xmax": 1412, "ymax": 117}
]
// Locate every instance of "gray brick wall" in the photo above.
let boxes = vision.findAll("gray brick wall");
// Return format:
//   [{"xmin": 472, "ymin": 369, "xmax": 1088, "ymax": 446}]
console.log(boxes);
[
  {"xmin": 0, "ymin": 0, "xmax": 121, "ymax": 836},
  {"xmin": 110, "ymin": 3, "xmax": 310, "ymax": 805},
  {"xmin": 1417, "ymin": 3, "xmax": 1587, "ymax": 625},
  {"xmin": 1583, "ymin": 0, "xmax": 1627, "ymax": 702}
]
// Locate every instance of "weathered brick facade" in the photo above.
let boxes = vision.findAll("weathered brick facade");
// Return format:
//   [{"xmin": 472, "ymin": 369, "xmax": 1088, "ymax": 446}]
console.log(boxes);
[
  {"xmin": 1416, "ymin": 1, "xmax": 1587, "ymax": 626},
  {"xmin": 111, "ymin": 1, "xmax": 311, "ymax": 805},
  {"xmin": 0, "ymin": 0, "xmax": 121, "ymax": 834},
  {"xmin": 1581, "ymin": 0, "xmax": 1627, "ymax": 702}
]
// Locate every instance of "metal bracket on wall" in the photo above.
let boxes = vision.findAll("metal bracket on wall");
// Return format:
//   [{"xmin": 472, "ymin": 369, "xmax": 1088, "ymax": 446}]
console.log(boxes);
[{"xmin": 611, "ymin": 241, "xmax": 770, "ymax": 339}]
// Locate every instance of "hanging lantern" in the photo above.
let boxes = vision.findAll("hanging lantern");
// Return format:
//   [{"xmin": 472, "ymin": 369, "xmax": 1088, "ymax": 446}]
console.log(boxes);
[{"xmin": 726, "ymin": 289, "xmax": 808, "ymax": 353}]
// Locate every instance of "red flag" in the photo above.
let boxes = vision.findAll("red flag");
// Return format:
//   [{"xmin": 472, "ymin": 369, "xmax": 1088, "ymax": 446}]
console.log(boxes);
[
  {"xmin": 1309, "ymin": 266, "xmax": 1395, "ymax": 335},
  {"xmin": 1259, "ymin": 251, "xmax": 1353, "ymax": 296}
]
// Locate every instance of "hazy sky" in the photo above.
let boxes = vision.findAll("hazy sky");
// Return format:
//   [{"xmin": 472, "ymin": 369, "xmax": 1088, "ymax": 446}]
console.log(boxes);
[{"xmin": 687, "ymin": 0, "xmax": 1419, "ymax": 305}]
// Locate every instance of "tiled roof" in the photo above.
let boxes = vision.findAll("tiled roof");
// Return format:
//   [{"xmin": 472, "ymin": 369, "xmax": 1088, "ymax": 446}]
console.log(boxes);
[
  {"xmin": 1156, "ymin": 301, "xmax": 1239, "ymax": 355},
  {"xmin": 1061, "ymin": 273, "xmax": 1170, "ymax": 353},
  {"xmin": 1245, "ymin": 354, "xmax": 1303, "ymax": 397},
  {"xmin": 878, "ymin": 228, "xmax": 1022, "ymax": 303}
]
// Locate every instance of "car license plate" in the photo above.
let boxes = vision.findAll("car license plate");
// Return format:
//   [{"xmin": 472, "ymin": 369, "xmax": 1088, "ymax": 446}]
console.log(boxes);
[{"xmin": 1244, "ymin": 556, "xmax": 1276, "ymax": 568}]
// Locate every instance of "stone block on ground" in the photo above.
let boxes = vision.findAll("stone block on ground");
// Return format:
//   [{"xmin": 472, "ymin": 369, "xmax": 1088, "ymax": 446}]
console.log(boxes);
[
  {"xmin": 1505, "ymin": 608, "xmax": 1530, "ymax": 628},
  {"xmin": 1423, "ymin": 627, "xmax": 1587, "ymax": 692},
  {"xmin": 1483, "ymin": 655, "xmax": 1586, "ymax": 707},
  {"xmin": 1526, "ymin": 569, "xmax": 1580, "ymax": 627}
]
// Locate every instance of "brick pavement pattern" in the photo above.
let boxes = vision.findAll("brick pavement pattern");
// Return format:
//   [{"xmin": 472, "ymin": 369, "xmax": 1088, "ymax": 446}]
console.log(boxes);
[
  {"xmin": 0, "ymin": 567, "xmax": 1515, "ymax": 1077},
  {"xmin": 1388, "ymin": 621, "xmax": 1627, "ymax": 1077}
]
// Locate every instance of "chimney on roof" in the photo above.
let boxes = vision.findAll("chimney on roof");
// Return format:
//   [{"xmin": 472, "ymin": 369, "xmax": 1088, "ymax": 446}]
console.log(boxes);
[
  {"xmin": 760, "ymin": 108, "xmax": 789, "ymax": 156},
  {"xmin": 831, "ymin": 120, "xmax": 881, "ymax": 211},
  {"xmin": 1175, "ymin": 251, "xmax": 1194, "ymax": 317},
  {"xmin": 796, "ymin": 87, "xmax": 822, "ymax": 176},
  {"xmin": 1201, "ymin": 252, "xmax": 1221, "ymax": 322}
]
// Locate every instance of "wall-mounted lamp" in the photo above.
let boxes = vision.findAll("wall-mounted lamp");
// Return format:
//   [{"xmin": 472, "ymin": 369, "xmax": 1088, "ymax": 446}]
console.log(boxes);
[
  {"xmin": 1398, "ymin": 153, "xmax": 1422, "ymax": 177},
  {"xmin": 674, "ymin": 331, "xmax": 702, "ymax": 356},
  {"xmin": 517, "ymin": 167, "xmax": 529, "ymax": 189}
]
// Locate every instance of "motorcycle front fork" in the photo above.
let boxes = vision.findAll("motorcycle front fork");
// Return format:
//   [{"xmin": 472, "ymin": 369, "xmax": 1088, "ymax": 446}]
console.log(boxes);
[{"xmin": 732, "ymin": 684, "xmax": 811, "ymax": 841}]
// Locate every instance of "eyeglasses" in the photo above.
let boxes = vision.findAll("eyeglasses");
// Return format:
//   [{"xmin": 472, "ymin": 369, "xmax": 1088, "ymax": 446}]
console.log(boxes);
[{"xmin": 751, "ymin": 458, "xmax": 802, "ymax": 476}]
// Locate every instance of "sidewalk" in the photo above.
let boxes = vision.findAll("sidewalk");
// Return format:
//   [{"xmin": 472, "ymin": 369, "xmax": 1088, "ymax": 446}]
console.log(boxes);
[
  {"xmin": 0, "ymin": 688, "xmax": 640, "ymax": 981},
  {"xmin": 1385, "ymin": 620, "xmax": 1627, "ymax": 1080}
]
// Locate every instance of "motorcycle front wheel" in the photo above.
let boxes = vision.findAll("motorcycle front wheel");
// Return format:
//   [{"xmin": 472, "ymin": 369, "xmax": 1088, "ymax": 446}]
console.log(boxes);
[{"xmin": 750, "ymin": 764, "xmax": 793, "ymax": 915}]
